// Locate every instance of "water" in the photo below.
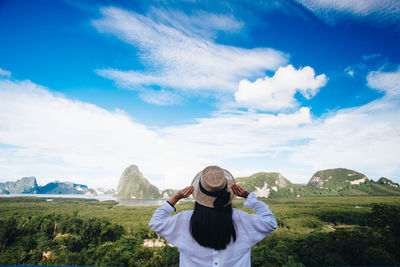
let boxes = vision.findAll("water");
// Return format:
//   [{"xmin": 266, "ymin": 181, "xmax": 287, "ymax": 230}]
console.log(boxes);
[
  {"xmin": 0, "ymin": 193, "xmax": 169, "ymax": 206},
  {"xmin": 117, "ymin": 198, "xmax": 166, "ymax": 206}
]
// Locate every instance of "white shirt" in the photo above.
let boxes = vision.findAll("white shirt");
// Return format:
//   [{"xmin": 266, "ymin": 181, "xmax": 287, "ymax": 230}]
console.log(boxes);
[{"xmin": 149, "ymin": 192, "xmax": 277, "ymax": 267}]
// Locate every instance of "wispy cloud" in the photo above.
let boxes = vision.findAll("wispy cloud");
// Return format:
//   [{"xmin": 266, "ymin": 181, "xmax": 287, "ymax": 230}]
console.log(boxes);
[
  {"xmin": 149, "ymin": 8, "xmax": 244, "ymax": 39},
  {"xmin": 344, "ymin": 66, "xmax": 354, "ymax": 77},
  {"xmin": 138, "ymin": 89, "xmax": 183, "ymax": 106},
  {"xmin": 343, "ymin": 54, "xmax": 386, "ymax": 78},
  {"xmin": 362, "ymin": 53, "xmax": 381, "ymax": 61},
  {"xmin": 92, "ymin": 6, "xmax": 288, "ymax": 102},
  {"xmin": 296, "ymin": 0, "xmax": 400, "ymax": 29},
  {"xmin": 367, "ymin": 66, "xmax": 400, "ymax": 96},
  {"xmin": 0, "ymin": 67, "xmax": 11, "ymax": 77}
]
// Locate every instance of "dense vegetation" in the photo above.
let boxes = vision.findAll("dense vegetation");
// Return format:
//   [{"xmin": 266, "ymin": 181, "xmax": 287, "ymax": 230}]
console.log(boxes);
[
  {"xmin": 236, "ymin": 169, "xmax": 400, "ymax": 198},
  {"xmin": 0, "ymin": 196, "xmax": 400, "ymax": 266}
]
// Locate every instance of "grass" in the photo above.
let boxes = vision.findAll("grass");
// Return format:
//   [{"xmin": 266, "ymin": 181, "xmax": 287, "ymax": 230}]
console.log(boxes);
[{"xmin": 1, "ymin": 195, "xmax": 400, "ymax": 234}]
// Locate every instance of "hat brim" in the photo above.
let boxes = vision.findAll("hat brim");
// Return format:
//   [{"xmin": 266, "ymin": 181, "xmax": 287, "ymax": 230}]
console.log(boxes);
[{"xmin": 191, "ymin": 169, "xmax": 236, "ymax": 208}]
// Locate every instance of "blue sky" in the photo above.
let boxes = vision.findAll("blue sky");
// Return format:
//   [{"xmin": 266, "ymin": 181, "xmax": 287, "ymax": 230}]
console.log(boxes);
[{"xmin": 0, "ymin": 0, "xmax": 399, "ymax": 189}]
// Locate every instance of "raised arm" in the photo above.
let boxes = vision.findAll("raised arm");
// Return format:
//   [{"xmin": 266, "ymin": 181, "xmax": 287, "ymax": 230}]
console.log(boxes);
[
  {"xmin": 148, "ymin": 186, "xmax": 194, "ymax": 247},
  {"xmin": 168, "ymin": 186, "xmax": 194, "ymax": 206},
  {"xmin": 232, "ymin": 184, "xmax": 278, "ymax": 246}
]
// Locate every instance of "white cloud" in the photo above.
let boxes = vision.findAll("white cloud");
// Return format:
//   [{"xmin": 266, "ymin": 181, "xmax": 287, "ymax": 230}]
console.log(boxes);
[
  {"xmin": 296, "ymin": 0, "xmax": 400, "ymax": 29},
  {"xmin": 1, "ymin": 67, "xmax": 399, "ymax": 189},
  {"xmin": 344, "ymin": 66, "xmax": 355, "ymax": 77},
  {"xmin": 235, "ymin": 65, "xmax": 328, "ymax": 111},
  {"xmin": 92, "ymin": 7, "xmax": 288, "ymax": 96},
  {"xmin": 149, "ymin": 8, "xmax": 244, "ymax": 39},
  {"xmin": 138, "ymin": 89, "xmax": 183, "ymax": 106},
  {"xmin": 0, "ymin": 67, "xmax": 11, "ymax": 77},
  {"xmin": 367, "ymin": 66, "xmax": 400, "ymax": 96}
]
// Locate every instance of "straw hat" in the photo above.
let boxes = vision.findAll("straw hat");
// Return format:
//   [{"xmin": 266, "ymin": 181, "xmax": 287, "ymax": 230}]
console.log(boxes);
[{"xmin": 191, "ymin": 166, "xmax": 236, "ymax": 208}]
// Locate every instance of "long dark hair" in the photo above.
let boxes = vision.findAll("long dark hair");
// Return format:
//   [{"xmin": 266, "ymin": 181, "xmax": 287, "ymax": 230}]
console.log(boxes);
[{"xmin": 190, "ymin": 202, "xmax": 236, "ymax": 250}]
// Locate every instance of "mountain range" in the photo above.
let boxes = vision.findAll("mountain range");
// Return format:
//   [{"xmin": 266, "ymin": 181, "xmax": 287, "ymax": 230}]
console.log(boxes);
[
  {"xmin": 2, "ymin": 166, "xmax": 399, "ymax": 199},
  {"xmin": 236, "ymin": 168, "xmax": 400, "ymax": 198},
  {"xmin": 0, "ymin": 177, "xmax": 115, "ymax": 196}
]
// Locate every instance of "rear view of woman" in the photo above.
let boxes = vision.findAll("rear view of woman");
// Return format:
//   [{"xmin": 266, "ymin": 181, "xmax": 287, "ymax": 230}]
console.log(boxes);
[{"xmin": 149, "ymin": 166, "xmax": 277, "ymax": 266}]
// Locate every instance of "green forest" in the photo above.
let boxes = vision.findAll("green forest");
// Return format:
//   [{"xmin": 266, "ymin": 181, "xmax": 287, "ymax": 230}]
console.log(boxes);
[{"xmin": 0, "ymin": 196, "xmax": 399, "ymax": 266}]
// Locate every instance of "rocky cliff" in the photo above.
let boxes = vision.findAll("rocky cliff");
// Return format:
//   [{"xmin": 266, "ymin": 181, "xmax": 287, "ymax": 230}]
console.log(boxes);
[
  {"xmin": 0, "ymin": 177, "xmax": 38, "ymax": 193},
  {"xmin": 115, "ymin": 165, "xmax": 160, "ymax": 199},
  {"xmin": 0, "ymin": 177, "xmax": 99, "ymax": 195},
  {"xmin": 38, "ymin": 181, "xmax": 90, "ymax": 194}
]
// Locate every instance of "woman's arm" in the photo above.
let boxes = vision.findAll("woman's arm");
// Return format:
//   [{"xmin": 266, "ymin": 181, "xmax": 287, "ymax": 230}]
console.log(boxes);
[
  {"xmin": 168, "ymin": 186, "xmax": 194, "ymax": 206},
  {"xmin": 148, "ymin": 186, "xmax": 194, "ymax": 247},
  {"xmin": 232, "ymin": 184, "xmax": 278, "ymax": 246}
]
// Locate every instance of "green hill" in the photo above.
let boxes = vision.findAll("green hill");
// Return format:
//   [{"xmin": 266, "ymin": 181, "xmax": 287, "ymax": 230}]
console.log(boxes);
[
  {"xmin": 378, "ymin": 177, "xmax": 400, "ymax": 188},
  {"xmin": 307, "ymin": 169, "xmax": 400, "ymax": 197},
  {"xmin": 308, "ymin": 168, "xmax": 368, "ymax": 190},
  {"xmin": 115, "ymin": 165, "xmax": 160, "ymax": 199},
  {"xmin": 237, "ymin": 168, "xmax": 400, "ymax": 198}
]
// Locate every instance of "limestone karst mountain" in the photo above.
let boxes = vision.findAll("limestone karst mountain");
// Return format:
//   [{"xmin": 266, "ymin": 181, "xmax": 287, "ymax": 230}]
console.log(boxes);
[
  {"xmin": 105, "ymin": 188, "xmax": 116, "ymax": 195},
  {"xmin": 0, "ymin": 177, "xmax": 38, "ymax": 194},
  {"xmin": 38, "ymin": 181, "xmax": 90, "ymax": 194},
  {"xmin": 95, "ymin": 188, "xmax": 117, "ymax": 195},
  {"xmin": 308, "ymin": 168, "xmax": 368, "ymax": 190},
  {"xmin": 236, "ymin": 168, "xmax": 400, "ymax": 198},
  {"xmin": 306, "ymin": 168, "xmax": 400, "ymax": 196},
  {"xmin": 115, "ymin": 165, "xmax": 160, "ymax": 199},
  {"xmin": 0, "ymin": 177, "xmax": 101, "ymax": 195},
  {"xmin": 378, "ymin": 177, "xmax": 399, "ymax": 188}
]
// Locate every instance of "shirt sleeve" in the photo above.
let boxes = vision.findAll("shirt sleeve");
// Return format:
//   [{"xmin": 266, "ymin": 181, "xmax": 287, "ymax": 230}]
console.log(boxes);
[
  {"xmin": 240, "ymin": 192, "xmax": 277, "ymax": 247},
  {"xmin": 148, "ymin": 202, "xmax": 187, "ymax": 248}
]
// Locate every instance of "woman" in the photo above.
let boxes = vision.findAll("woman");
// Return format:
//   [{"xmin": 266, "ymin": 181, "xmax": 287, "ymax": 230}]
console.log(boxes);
[{"xmin": 149, "ymin": 166, "xmax": 277, "ymax": 267}]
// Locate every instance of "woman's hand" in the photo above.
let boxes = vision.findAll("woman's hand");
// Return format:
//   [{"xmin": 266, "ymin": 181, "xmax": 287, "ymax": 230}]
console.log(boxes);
[
  {"xmin": 168, "ymin": 186, "xmax": 194, "ymax": 206},
  {"xmin": 231, "ymin": 184, "xmax": 250, "ymax": 198}
]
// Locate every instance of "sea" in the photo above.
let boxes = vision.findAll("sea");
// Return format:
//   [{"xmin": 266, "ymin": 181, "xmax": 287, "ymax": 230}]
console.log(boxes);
[{"xmin": 0, "ymin": 193, "xmax": 168, "ymax": 206}]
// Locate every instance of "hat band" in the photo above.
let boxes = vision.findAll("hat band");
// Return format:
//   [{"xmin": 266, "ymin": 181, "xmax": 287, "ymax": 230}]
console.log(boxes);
[{"xmin": 199, "ymin": 178, "xmax": 227, "ymax": 197}]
